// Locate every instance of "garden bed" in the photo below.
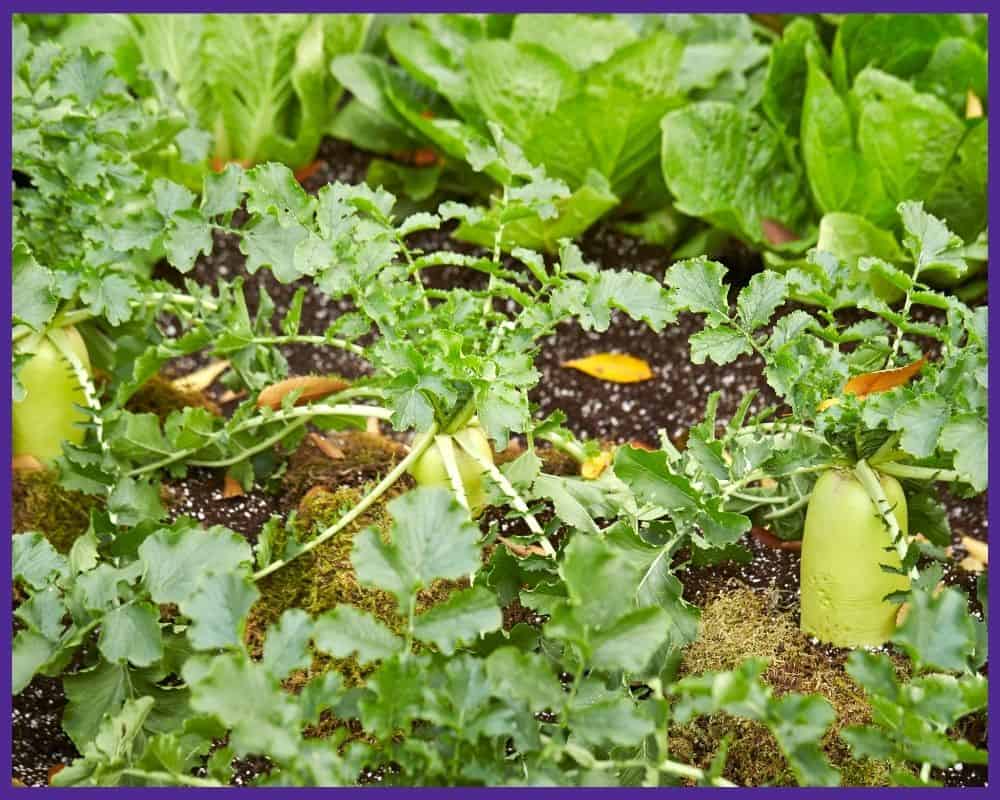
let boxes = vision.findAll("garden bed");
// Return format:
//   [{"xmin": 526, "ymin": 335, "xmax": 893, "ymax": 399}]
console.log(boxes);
[
  {"xmin": 12, "ymin": 135, "xmax": 988, "ymax": 788},
  {"xmin": 11, "ymin": 12, "xmax": 990, "ymax": 789}
]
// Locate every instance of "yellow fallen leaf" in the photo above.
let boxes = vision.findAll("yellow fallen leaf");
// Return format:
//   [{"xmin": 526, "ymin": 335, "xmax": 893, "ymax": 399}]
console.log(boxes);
[
  {"xmin": 843, "ymin": 356, "xmax": 925, "ymax": 399},
  {"xmin": 171, "ymin": 360, "xmax": 230, "ymax": 394},
  {"xmin": 581, "ymin": 450, "xmax": 613, "ymax": 480},
  {"xmin": 959, "ymin": 556, "xmax": 985, "ymax": 573},
  {"xmin": 561, "ymin": 352, "xmax": 653, "ymax": 383},
  {"xmin": 966, "ymin": 89, "xmax": 984, "ymax": 119},
  {"xmin": 961, "ymin": 536, "xmax": 988, "ymax": 565}
]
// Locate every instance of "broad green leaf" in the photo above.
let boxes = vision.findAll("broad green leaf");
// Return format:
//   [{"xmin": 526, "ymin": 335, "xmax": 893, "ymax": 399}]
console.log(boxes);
[
  {"xmin": 665, "ymin": 258, "xmax": 730, "ymax": 324},
  {"xmin": 465, "ymin": 41, "xmax": 579, "ymax": 145},
  {"xmin": 352, "ymin": 488, "xmax": 482, "ymax": 614},
  {"xmin": 891, "ymin": 394, "xmax": 949, "ymax": 459},
  {"xmin": 13, "ymin": 630, "xmax": 59, "ymax": 695},
  {"xmin": 510, "ymin": 14, "xmax": 637, "ymax": 71},
  {"xmin": 261, "ymin": 608, "xmax": 315, "ymax": 678},
  {"xmin": 98, "ymin": 602, "xmax": 164, "ymax": 667},
  {"xmin": 485, "ymin": 647, "xmax": 565, "ymax": 710},
  {"xmin": 939, "ymin": 415, "xmax": 987, "ymax": 491},
  {"xmin": 661, "ymin": 102, "xmax": 809, "ymax": 245},
  {"xmin": 313, "ymin": 606, "xmax": 403, "ymax": 664},
  {"xmin": 736, "ymin": 272, "xmax": 787, "ymax": 331},
  {"xmin": 892, "ymin": 584, "xmax": 979, "ymax": 672},
  {"xmin": 13, "ymin": 532, "xmax": 69, "ymax": 590},
  {"xmin": 689, "ymin": 326, "xmax": 752, "ymax": 365},
  {"xmin": 567, "ymin": 692, "xmax": 655, "ymax": 748},
  {"xmin": 139, "ymin": 525, "xmax": 253, "ymax": 605},
  {"xmin": 180, "ymin": 573, "xmax": 259, "ymax": 651},
  {"xmin": 413, "ymin": 586, "xmax": 502, "ymax": 655}
]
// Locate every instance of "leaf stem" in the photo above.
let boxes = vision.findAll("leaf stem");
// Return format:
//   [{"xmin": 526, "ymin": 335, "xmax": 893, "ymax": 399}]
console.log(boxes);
[
  {"xmin": 126, "ymin": 403, "xmax": 391, "ymax": 477},
  {"xmin": 453, "ymin": 434, "xmax": 555, "ymax": 557},
  {"xmin": 871, "ymin": 461, "xmax": 962, "ymax": 484},
  {"xmin": 854, "ymin": 459, "xmax": 918, "ymax": 579},
  {"xmin": 118, "ymin": 769, "xmax": 221, "ymax": 787},
  {"xmin": 435, "ymin": 434, "xmax": 470, "ymax": 511},
  {"xmin": 763, "ymin": 493, "xmax": 811, "ymax": 520},
  {"xmin": 188, "ymin": 417, "xmax": 309, "ymax": 469},
  {"xmin": 537, "ymin": 429, "xmax": 587, "ymax": 464}
]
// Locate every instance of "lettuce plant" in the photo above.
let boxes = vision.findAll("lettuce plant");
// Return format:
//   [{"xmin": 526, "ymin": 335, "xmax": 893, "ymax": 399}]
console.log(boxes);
[
  {"xmin": 57, "ymin": 13, "xmax": 372, "ymax": 175},
  {"xmin": 331, "ymin": 13, "xmax": 770, "ymax": 251},
  {"xmin": 661, "ymin": 13, "xmax": 988, "ymax": 281}
]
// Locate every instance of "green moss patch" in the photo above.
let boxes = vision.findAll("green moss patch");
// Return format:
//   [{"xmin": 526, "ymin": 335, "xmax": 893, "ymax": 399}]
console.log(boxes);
[
  {"xmin": 12, "ymin": 468, "xmax": 99, "ymax": 552},
  {"xmin": 248, "ymin": 483, "xmax": 465, "ymax": 689},
  {"xmin": 671, "ymin": 583, "xmax": 909, "ymax": 786}
]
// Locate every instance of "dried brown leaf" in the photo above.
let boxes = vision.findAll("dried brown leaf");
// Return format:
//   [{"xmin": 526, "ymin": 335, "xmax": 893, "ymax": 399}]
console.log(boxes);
[
  {"xmin": 310, "ymin": 432, "xmax": 346, "ymax": 461},
  {"xmin": 257, "ymin": 376, "xmax": 351, "ymax": 410},
  {"xmin": 843, "ymin": 357, "xmax": 925, "ymax": 398},
  {"xmin": 171, "ymin": 360, "xmax": 230, "ymax": 394},
  {"xmin": 223, "ymin": 475, "xmax": 245, "ymax": 499}
]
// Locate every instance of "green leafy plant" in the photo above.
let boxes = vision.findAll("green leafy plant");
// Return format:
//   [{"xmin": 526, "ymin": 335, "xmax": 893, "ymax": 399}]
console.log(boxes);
[
  {"xmin": 661, "ymin": 13, "xmax": 988, "ymax": 285},
  {"xmin": 15, "ymin": 487, "xmax": 840, "ymax": 787},
  {"xmin": 57, "ymin": 13, "xmax": 372, "ymax": 176},
  {"xmin": 841, "ymin": 570, "xmax": 987, "ymax": 785},
  {"xmin": 330, "ymin": 13, "xmax": 771, "ymax": 252},
  {"xmin": 11, "ymin": 23, "xmax": 206, "ymax": 463},
  {"xmin": 52, "ymin": 129, "xmax": 674, "ymax": 563},
  {"xmin": 613, "ymin": 201, "xmax": 986, "ymax": 650}
]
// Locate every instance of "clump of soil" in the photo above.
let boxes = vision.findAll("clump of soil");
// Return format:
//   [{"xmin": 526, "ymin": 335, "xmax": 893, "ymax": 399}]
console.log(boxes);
[
  {"xmin": 12, "ymin": 468, "xmax": 99, "ymax": 553},
  {"xmin": 280, "ymin": 430, "xmax": 411, "ymax": 509},
  {"xmin": 670, "ymin": 584, "xmax": 909, "ymax": 787}
]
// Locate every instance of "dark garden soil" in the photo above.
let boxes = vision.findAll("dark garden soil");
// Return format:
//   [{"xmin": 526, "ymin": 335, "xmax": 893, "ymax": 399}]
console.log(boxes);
[{"xmin": 11, "ymin": 137, "xmax": 989, "ymax": 787}]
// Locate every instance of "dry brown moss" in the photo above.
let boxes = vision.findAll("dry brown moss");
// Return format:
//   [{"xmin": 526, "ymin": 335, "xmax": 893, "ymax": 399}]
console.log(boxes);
[
  {"xmin": 280, "ymin": 431, "xmax": 412, "ymax": 509},
  {"xmin": 12, "ymin": 468, "xmax": 100, "ymax": 552},
  {"xmin": 671, "ymin": 583, "xmax": 909, "ymax": 787},
  {"xmin": 125, "ymin": 373, "xmax": 220, "ymax": 420}
]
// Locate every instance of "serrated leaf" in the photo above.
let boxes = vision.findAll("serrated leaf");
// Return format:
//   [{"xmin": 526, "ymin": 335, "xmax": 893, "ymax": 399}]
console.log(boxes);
[
  {"xmin": 180, "ymin": 573, "xmax": 259, "ymax": 651},
  {"xmin": 665, "ymin": 258, "xmax": 731, "ymax": 323},
  {"xmin": 313, "ymin": 606, "xmax": 403, "ymax": 664},
  {"xmin": 736, "ymin": 272, "xmax": 787, "ymax": 330},
  {"xmin": 689, "ymin": 326, "xmax": 752, "ymax": 365},
  {"xmin": 412, "ymin": 586, "xmax": 502, "ymax": 655},
  {"xmin": 98, "ymin": 602, "xmax": 164, "ymax": 667}
]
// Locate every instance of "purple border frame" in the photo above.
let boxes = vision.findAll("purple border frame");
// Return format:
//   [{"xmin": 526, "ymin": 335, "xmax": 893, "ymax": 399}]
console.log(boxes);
[{"xmin": 1, "ymin": 2, "xmax": 994, "ymax": 795}]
